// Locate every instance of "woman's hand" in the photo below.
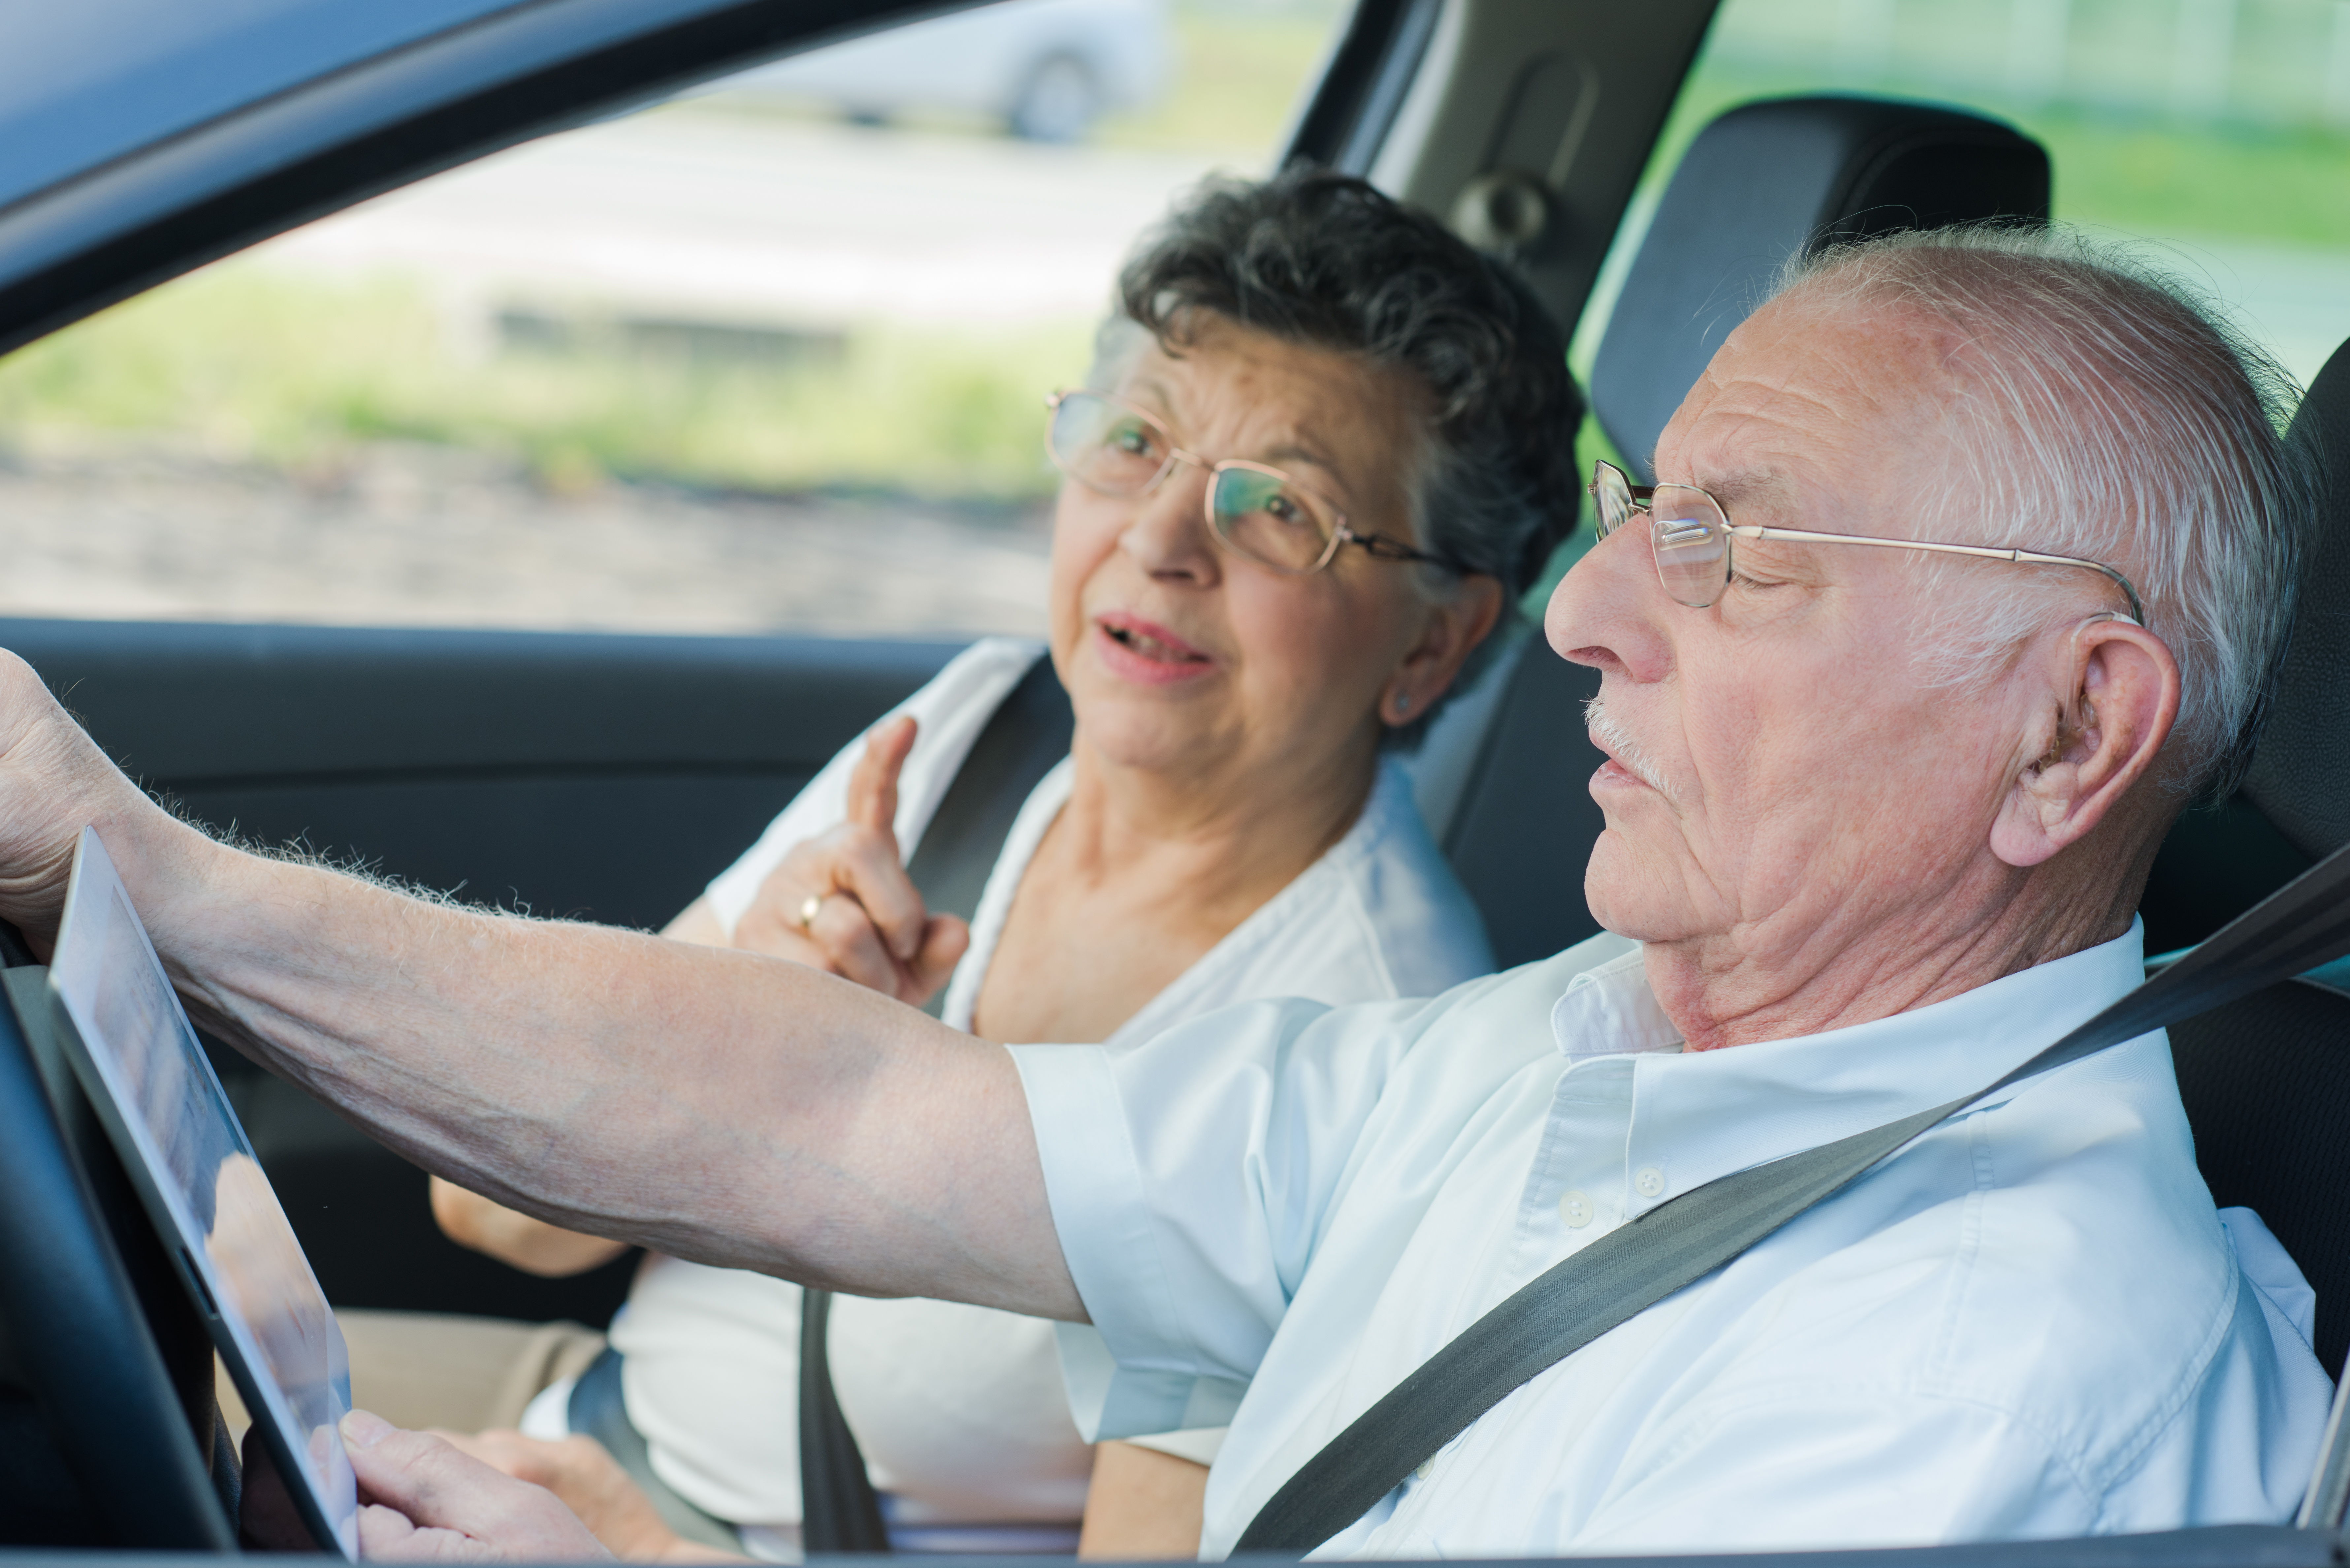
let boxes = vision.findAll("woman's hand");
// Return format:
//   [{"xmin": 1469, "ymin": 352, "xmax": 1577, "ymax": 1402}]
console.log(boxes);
[
  {"xmin": 428, "ymin": 1176, "xmax": 629, "ymax": 1278},
  {"xmin": 730, "ymin": 716, "xmax": 970, "ymax": 1007}
]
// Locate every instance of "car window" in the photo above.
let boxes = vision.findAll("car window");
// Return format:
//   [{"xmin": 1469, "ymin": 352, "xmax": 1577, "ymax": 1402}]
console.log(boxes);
[
  {"xmin": 1576, "ymin": 0, "xmax": 2350, "ymax": 424},
  {"xmin": 0, "ymin": 0, "xmax": 1348, "ymax": 640}
]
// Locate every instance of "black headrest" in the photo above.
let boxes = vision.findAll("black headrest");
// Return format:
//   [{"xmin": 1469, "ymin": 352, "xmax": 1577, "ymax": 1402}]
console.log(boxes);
[
  {"xmin": 2241, "ymin": 338, "xmax": 2350, "ymax": 857},
  {"xmin": 1591, "ymin": 96, "xmax": 2050, "ymax": 481}
]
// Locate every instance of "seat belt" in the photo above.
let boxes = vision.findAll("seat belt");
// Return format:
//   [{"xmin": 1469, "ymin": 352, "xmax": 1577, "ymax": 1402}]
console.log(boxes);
[
  {"xmin": 800, "ymin": 652, "xmax": 1073, "ymax": 1554},
  {"xmin": 904, "ymin": 653, "xmax": 1078, "ymax": 1005},
  {"xmin": 797, "ymin": 1287, "xmax": 893, "ymax": 1553},
  {"xmin": 1236, "ymin": 834, "xmax": 2350, "ymax": 1556}
]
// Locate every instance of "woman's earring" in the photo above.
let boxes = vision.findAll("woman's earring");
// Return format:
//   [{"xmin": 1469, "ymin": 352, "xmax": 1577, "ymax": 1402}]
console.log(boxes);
[{"xmin": 1391, "ymin": 690, "xmax": 1412, "ymax": 719}]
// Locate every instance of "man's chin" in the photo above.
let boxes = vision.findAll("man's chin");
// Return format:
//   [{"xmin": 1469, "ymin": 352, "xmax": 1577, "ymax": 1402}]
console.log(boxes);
[{"xmin": 1584, "ymin": 834, "xmax": 1704, "ymax": 946}]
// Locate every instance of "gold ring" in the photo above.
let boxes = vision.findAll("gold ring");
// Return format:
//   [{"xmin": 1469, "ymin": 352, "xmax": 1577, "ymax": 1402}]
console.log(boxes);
[{"xmin": 798, "ymin": 893, "xmax": 824, "ymax": 931}]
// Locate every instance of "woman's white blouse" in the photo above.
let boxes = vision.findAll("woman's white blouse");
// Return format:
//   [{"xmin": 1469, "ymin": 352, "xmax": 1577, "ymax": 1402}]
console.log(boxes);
[{"xmin": 610, "ymin": 637, "xmax": 1497, "ymax": 1543}]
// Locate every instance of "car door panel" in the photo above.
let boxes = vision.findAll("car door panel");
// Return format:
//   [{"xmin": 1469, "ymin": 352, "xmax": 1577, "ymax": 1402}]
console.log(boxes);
[
  {"xmin": 1, "ymin": 616, "xmax": 956, "ymax": 1321},
  {"xmin": 164, "ymin": 772, "xmax": 812, "ymax": 936}
]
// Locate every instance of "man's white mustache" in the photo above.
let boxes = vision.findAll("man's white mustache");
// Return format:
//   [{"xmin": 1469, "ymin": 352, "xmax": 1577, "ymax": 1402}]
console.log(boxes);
[{"xmin": 1583, "ymin": 695, "xmax": 1676, "ymax": 799}]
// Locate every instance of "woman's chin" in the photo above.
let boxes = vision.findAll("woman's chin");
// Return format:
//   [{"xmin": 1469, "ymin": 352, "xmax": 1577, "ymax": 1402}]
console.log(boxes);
[{"xmin": 1070, "ymin": 699, "xmax": 1229, "ymax": 780}]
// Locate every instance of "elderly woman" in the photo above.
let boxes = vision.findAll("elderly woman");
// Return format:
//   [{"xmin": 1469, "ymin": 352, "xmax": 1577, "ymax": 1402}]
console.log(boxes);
[{"xmin": 397, "ymin": 168, "xmax": 1583, "ymax": 1560}]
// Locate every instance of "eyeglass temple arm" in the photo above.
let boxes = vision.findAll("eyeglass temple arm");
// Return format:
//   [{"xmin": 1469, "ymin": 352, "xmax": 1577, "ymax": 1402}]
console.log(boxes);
[
  {"xmin": 1340, "ymin": 525, "xmax": 1459, "ymax": 570},
  {"xmin": 1732, "ymin": 525, "xmax": 2147, "ymax": 625}
]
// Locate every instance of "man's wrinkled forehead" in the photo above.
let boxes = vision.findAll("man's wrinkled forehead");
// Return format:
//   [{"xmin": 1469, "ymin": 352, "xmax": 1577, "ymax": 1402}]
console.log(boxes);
[{"xmin": 1658, "ymin": 293, "xmax": 1964, "ymax": 515}]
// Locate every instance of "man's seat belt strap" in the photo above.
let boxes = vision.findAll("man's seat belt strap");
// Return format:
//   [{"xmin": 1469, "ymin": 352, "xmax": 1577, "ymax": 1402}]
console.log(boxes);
[{"xmin": 1235, "ymin": 836, "xmax": 2350, "ymax": 1555}]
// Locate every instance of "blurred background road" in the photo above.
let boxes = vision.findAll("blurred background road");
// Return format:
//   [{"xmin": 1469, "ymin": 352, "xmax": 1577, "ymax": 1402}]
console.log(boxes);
[
  {"xmin": 264, "ymin": 110, "xmax": 1226, "ymax": 333},
  {"xmin": 5, "ymin": 0, "xmax": 2350, "ymax": 641}
]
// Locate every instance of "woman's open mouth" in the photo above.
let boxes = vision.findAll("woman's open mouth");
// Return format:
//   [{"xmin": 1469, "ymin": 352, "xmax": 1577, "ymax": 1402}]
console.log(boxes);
[{"xmin": 1094, "ymin": 613, "xmax": 1213, "ymax": 684}]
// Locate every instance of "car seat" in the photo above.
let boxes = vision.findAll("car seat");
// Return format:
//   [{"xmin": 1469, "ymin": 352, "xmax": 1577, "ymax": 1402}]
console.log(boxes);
[
  {"xmin": 2169, "ymin": 332, "xmax": 2350, "ymax": 1378},
  {"xmin": 1439, "ymin": 96, "xmax": 2050, "ymax": 968},
  {"xmin": 1590, "ymin": 96, "xmax": 2050, "ymax": 486}
]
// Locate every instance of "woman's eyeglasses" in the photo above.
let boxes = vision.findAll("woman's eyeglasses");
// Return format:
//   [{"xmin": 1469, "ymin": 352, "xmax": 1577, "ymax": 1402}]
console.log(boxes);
[
  {"xmin": 1046, "ymin": 390, "xmax": 1459, "ymax": 576},
  {"xmin": 1588, "ymin": 458, "xmax": 2146, "ymax": 624}
]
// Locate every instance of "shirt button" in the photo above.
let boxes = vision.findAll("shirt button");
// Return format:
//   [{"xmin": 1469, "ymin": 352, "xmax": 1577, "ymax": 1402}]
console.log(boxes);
[
  {"xmin": 1634, "ymin": 1166, "xmax": 1666, "ymax": 1199},
  {"xmin": 1557, "ymin": 1189, "xmax": 1594, "ymax": 1228}
]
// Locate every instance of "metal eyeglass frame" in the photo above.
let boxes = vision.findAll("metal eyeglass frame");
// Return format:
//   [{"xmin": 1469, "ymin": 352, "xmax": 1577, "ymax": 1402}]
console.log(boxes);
[
  {"xmin": 1046, "ymin": 390, "xmax": 1461, "ymax": 575},
  {"xmin": 1589, "ymin": 458, "xmax": 2147, "ymax": 625}
]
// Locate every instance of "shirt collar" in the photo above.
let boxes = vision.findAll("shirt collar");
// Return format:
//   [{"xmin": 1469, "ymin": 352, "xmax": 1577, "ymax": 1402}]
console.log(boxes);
[
  {"xmin": 1551, "ymin": 945, "xmax": 1684, "ymax": 1060},
  {"xmin": 1550, "ymin": 921, "xmax": 2148, "ymax": 1216}
]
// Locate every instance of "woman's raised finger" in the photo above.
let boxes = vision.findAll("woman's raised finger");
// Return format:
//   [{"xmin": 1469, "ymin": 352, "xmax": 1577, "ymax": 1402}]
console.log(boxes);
[{"xmin": 846, "ymin": 715, "xmax": 918, "ymax": 844}]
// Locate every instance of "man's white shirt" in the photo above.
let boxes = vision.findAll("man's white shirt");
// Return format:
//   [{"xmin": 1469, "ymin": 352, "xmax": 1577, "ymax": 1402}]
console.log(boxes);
[{"xmin": 1014, "ymin": 924, "xmax": 2334, "ymax": 1558}]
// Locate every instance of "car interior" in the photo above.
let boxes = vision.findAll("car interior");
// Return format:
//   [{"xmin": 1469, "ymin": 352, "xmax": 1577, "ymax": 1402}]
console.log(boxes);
[{"xmin": 1, "ymin": 0, "xmax": 2347, "ymax": 1559}]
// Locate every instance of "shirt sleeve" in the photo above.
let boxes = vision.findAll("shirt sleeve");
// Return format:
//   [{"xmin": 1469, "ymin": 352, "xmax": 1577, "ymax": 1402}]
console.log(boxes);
[
  {"xmin": 1009, "ymin": 993, "xmax": 1440, "ymax": 1443},
  {"xmin": 1119, "ymin": 1427, "xmax": 1227, "ymax": 1466},
  {"xmin": 702, "ymin": 637, "xmax": 1042, "ymax": 935}
]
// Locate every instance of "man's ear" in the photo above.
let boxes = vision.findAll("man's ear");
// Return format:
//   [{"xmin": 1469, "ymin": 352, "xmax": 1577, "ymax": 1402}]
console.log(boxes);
[
  {"xmin": 1379, "ymin": 575, "xmax": 1506, "ymax": 728},
  {"xmin": 1989, "ymin": 617, "xmax": 2181, "ymax": 868}
]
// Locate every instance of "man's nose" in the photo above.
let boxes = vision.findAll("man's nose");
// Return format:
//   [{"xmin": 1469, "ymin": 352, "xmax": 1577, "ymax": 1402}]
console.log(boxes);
[
  {"xmin": 1119, "ymin": 462, "xmax": 1219, "ymax": 582},
  {"xmin": 1546, "ymin": 520, "xmax": 1672, "ymax": 682}
]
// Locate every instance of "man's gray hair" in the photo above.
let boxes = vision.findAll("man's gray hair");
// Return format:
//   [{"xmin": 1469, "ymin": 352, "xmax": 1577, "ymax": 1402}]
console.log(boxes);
[{"xmin": 1773, "ymin": 225, "xmax": 2318, "ymax": 798}]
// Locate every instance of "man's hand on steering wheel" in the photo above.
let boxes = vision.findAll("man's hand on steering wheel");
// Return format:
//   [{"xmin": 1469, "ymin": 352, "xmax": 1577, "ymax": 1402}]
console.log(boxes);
[
  {"xmin": 731, "ymin": 715, "xmax": 970, "ymax": 1006},
  {"xmin": 435, "ymin": 1430, "xmax": 679, "ymax": 1560},
  {"xmin": 0, "ymin": 651, "xmax": 200, "ymax": 956},
  {"xmin": 244, "ymin": 1411, "xmax": 616, "ymax": 1561}
]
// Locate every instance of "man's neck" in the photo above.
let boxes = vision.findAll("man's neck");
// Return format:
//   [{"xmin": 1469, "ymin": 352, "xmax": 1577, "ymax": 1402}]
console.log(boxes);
[{"xmin": 1639, "ymin": 833, "xmax": 2160, "ymax": 1053}]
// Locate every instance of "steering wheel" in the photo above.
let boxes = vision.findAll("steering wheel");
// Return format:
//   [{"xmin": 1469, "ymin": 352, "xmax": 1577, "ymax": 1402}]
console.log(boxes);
[{"xmin": 0, "ymin": 957, "xmax": 236, "ymax": 1549}]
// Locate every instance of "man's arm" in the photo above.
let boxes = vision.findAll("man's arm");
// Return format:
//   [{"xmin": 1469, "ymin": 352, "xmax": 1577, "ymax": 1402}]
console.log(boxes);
[
  {"xmin": 0, "ymin": 653, "xmax": 1079, "ymax": 1318},
  {"xmin": 423, "ymin": 896, "xmax": 734, "ymax": 1278}
]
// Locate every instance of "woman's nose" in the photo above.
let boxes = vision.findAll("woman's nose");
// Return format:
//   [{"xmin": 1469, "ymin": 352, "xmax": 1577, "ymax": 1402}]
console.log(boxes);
[
  {"xmin": 1546, "ymin": 520, "xmax": 1672, "ymax": 682},
  {"xmin": 1118, "ymin": 463, "xmax": 1219, "ymax": 581}
]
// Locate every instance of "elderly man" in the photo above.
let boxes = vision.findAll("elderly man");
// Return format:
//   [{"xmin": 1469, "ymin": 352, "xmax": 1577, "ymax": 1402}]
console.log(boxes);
[{"xmin": 0, "ymin": 226, "xmax": 2329, "ymax": 1559}]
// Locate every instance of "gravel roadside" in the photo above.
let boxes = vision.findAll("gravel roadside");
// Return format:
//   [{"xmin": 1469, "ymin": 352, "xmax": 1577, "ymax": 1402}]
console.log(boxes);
[{"xmin": 0, "ymin": 442, "xmax": 1053, "ymax": 640}]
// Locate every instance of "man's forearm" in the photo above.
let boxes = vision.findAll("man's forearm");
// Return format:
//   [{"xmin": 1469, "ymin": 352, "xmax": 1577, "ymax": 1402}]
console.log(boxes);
[{"xmin": 96, "ymin": 812, "xmax": 1080, "ymax": 1318}]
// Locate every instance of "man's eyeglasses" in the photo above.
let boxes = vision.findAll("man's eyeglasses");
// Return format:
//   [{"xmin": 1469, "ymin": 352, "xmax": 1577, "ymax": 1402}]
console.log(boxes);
[
  {"xmin": 1589, "ymin": 458, "xmax": 2147, "ymax": 625},
  {"xmin": 1046, "ymin": 390, "xmax": 1460, "ymax": 576}
]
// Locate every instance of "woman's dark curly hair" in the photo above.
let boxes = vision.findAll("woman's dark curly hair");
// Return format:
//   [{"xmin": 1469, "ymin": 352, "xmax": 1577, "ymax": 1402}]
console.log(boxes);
[{"xmin": 1105, "ymin": 166, "xmax": 1584, "ymax": 603}]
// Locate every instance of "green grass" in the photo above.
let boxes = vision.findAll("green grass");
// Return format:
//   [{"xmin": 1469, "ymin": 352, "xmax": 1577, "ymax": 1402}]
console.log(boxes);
[
  {"xmin": 1656, "ymin": 62, "xmax": 2350, "ymax": 249},
  {"xmin": 2042, "ymin": 113, "xmax": 2350, "ymax": 247},
  {"xmin": 0, "ymin": 269, "xmax": 1093, "ymax": 501}
]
